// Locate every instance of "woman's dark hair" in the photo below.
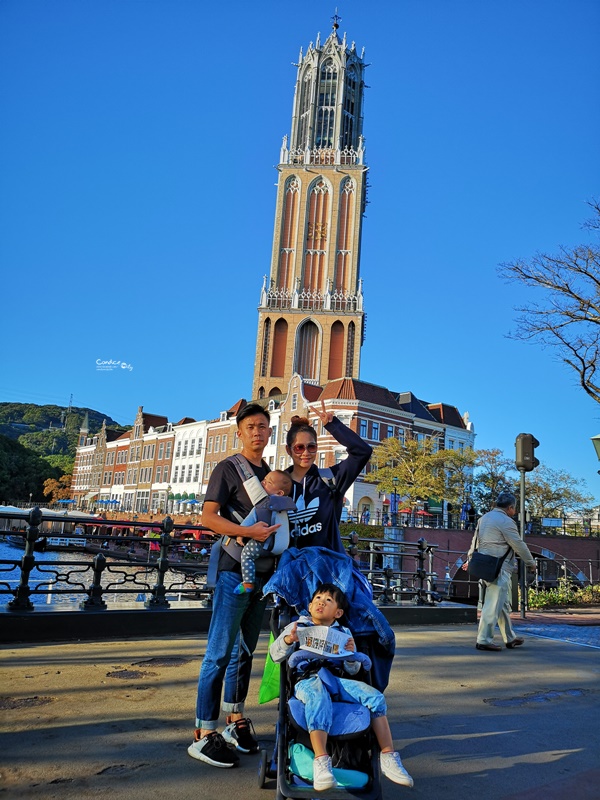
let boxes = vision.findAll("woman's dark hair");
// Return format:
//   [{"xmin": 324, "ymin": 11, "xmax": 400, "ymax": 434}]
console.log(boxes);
[
  {"xmin": 311, "ymin": 583, "xmax": 349, "ymax": 615},
  {"xmin": 286, "ymin": 415, "xmax": 317, "ymax": 447}
]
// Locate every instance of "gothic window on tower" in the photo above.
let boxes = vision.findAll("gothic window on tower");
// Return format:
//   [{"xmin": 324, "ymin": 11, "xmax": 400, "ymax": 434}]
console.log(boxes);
[
  {"xmin": 278, "ymin": 177, "xmax": 299, "ymax": 292},
  {"xmin": 334, "ymin": 178, "xmax": 355, "ymax": 295},
  {"xmin": 303, "ymin": 178, "xmax": 330, "ymax": 297},
  {"xmin": 342, "ymin": 65, "xmax": 357, "ymax": 149},
  {"xmin": 296, "ymin": 71, "xmax": 312, "ymax": 153},
  {"xmin": 260, "ymin": 318, "xmax": 271, "ymax": 377},
  {"xmin": 271, "ymin": 318, "xmax": 288, "ymax": 377},
  {"xmin": 345, "ymin": 321, "xmax": 356, "ymax": 375},
  {"xmin": 328, "ymin": 320, "xmax": 344, "ymax": 380},
  {"xmin": 295, "ymin": 319, "xmax": 320, "ymax": 382},
  {"xmin": 316, "ymin": 60, "xmax": 337, "ymax": 148}
]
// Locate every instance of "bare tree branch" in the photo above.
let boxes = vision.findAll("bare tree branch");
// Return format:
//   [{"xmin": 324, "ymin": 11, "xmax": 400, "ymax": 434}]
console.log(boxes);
[{"xmin": 499, "ymin": 202, "xmax": 600, "ymax": 404}]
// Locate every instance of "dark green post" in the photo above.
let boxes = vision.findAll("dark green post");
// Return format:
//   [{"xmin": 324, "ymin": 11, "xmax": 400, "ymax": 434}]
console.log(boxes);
[
  {"xmin": 81, "ymin": 552, "xmax": 108, "ymax": 609},
  {"xmin": 8, "ymin": 506, "xmax": 43, "ymax": 611},
  {"xmin": 146, "ymin": 515, "xmax": 174, "ymax": 609}
]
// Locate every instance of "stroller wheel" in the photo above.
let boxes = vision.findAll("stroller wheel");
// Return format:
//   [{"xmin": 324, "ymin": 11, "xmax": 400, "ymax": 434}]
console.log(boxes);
[{"xmin": 258, "ymin": 749, "xmax": 268, "ymax": 788}]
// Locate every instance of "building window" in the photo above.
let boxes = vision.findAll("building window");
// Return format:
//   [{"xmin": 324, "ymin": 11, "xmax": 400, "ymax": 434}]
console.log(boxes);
[
  {"xmin": 173, "ymin": 467, "xmax": 179, "ymax": 482},
  {"xmin": 387, "ymin": 425, "xmax": 394, "ymax": 440},
  {"xmin": 190, "ymin": 439, "xmax": 195, "ymax": 456},
  {"xmin": 163, "ymin": 467, "xmax": 169, "ymax": 482},
  {"xmin": 182, "ymin": 441, "xmax": 188, "ymax": 457},
  {"xmin": 158, "ymin": 443, "xmax": 164, "ymax": 460},
  {"xmin": 156, "ymin": 466, "xmax": 162, "ymax": 483},
  {"xmin": 214, "ymin": 435, "xmax": 220, "ymax": 452},
  {"xmin": 372, "ymin": 422, "xmax": 379, "ymax": 441},
  {"xmin": 165, "ymin": 442, "xmax": 172, "ymax": 459},
  {"xmin": 270, "ymin": 425, "xmax": 278, "ymax": 445},
  {"xmin": 319, "ymin": 453, "xmax": 325, "ymax": 469},
  {"xmin": 458, "ymin": 442, "xmax": 464, "ymax": 453},
  {"xmin": 448, "ymin": 439, "xmax": 455, "ymax": 450},
  {"xmin": 193, "ymin": 464, "xmax": 200, "ymax": 481},
  {"xmin": 359, "ymin": 419, "xmax": 367, "ymax": 438},
  {"xmin": 204, "ymin": 463, "xmax": 211, "ymax": 480},
  {"xmin": 222, "ymin": 435, "xmax": 227, "ymax": 452},
  {"xmin": 175, "ymin": 442, "xmax": 181, "ymax": 457},
  {"xmin": 187, "ymin": 465, "xmax": 193, "ymax": 482},
  {"xmin": 291, "ymin": 393, "xmax": 298, "ymax": 411}
]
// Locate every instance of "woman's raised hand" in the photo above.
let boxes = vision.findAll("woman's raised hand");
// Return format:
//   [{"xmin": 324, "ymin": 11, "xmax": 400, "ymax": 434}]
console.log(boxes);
[{"xmin": 313, "ymin": 400, "xmax": 334, "ymax": 426}]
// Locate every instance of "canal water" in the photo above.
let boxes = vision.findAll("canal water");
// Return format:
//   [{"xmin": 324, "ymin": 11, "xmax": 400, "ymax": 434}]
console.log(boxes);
[{"xmin": 0, "ymin": 539, "xmax": 206, "ymax": 608}]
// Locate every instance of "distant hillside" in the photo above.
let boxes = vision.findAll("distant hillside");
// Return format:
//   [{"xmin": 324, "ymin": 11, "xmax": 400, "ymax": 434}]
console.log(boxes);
[{"xmin": 0, "ymin": 403, "xmax": 128, "ymax": 460}]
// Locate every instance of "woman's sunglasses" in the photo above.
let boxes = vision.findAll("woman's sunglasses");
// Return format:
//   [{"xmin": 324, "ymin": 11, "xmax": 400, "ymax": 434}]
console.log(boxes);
[{"xmin": 291, "ymin": 442, "xmax": 318, "ymax": 454}]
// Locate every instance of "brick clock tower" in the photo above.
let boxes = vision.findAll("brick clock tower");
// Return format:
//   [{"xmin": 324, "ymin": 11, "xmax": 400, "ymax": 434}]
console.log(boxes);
[{"xmin": 252, "ymin": 19, "xmax": 368, "ymax": 399}]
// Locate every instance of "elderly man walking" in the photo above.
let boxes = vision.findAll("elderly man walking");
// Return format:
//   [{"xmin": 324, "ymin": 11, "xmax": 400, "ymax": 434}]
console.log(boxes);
[{"xmin": 464, "ymin": 492, "xmax": 536, "ymax": 651}]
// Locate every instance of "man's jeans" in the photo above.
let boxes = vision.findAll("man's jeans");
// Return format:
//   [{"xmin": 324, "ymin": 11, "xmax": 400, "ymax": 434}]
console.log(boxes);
[
  {"xmin": 477, "ymin": 567, "xmax": 517, "ymax": 645},
  {"xmin": 295, "ymin": 672, "xmax": 386, "ymax": 733},
  {"xmin": 196, "ymin": 569, "xmax": 268, "ymax": 729}
]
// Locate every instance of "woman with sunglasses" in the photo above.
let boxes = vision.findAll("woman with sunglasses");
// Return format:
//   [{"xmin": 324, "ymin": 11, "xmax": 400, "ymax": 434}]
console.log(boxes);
[{"xmin": 285, "ymin": 401, "xmax": 372, "ymax": 553}]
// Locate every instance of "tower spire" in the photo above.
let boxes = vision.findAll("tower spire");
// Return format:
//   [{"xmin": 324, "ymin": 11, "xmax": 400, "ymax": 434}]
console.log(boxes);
[{"xmin": 331, "ymin": 8, "xmax": 342, "ymax": 32}]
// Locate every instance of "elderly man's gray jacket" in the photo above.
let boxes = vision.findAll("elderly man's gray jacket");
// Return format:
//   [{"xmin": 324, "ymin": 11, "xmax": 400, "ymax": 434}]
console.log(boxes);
[{"xmin": 467, "ymin": 507, "xmax": 536, "ymax": 571}]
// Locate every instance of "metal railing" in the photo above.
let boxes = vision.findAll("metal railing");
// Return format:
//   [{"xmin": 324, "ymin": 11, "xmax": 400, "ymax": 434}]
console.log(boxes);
[{"xmin": 1, "ymin": 509, "xmax": 445, "ymax": 611}]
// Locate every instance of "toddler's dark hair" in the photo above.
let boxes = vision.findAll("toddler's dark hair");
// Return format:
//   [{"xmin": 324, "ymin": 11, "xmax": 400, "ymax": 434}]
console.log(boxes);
[{"xmin": 311, "ymin": 583, "xmax": 349, "ymax": 615}]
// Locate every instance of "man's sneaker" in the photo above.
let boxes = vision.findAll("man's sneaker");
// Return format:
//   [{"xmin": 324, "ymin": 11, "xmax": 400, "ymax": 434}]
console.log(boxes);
[
  {"xmin": 380, "ymin": 751, "xmax": 414, "ymax": 787},
  {"xmin": 187, "ymin": 730, "xmax": 239, "ymax": 768},
  {"xmin": 313, "ymin": 754, "xmax": 338, "ymax": 791},
  {"xmin": 222, "ymin": 717, "xmax": 259, "ymax": 753}
]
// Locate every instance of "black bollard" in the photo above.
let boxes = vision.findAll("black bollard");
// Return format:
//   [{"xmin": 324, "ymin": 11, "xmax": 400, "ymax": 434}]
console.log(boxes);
[
  {"xmin": 81, "ymin": 552, "xmax": 108, "ymax": 609},
  {"xmin": 8, "ymin": 507, "xmax": 43, "ymax": 611}
]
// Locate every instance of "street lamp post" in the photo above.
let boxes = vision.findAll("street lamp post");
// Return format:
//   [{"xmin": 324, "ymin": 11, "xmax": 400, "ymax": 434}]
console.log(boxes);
[
  {"xmin": 166, "ymin": 485, "xmax": 172, "ymax": 514},
  {"xmin": 391, "ymin": 477, "xmax": 399, "ymax": 527}
]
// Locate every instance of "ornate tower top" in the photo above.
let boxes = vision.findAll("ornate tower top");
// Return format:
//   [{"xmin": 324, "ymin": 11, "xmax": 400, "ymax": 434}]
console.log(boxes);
[{"xmin": 280, "ymin": 22, "xmax": 367, "ymax": 167}]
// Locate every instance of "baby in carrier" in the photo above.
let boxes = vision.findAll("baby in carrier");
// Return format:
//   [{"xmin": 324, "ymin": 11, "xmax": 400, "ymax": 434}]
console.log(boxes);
[
  {"xmin": 270, "ymin": 583, "xmax": 414, "ymax": 792},
  {"xmin": 233, "ymin": 470, "xmax": 294, "ymax": 595}
]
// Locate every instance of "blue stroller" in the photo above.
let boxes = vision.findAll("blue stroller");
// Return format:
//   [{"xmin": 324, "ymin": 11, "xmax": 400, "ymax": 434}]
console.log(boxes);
[{"xmin": 258, "ymin": 548, "xmax": 396, "ymax": 800}]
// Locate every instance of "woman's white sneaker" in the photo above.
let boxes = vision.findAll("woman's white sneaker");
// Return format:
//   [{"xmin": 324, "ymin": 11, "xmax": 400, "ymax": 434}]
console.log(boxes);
[{"xmin": 380, "ymin": 751, "xmax": 414, "ymax": 787}]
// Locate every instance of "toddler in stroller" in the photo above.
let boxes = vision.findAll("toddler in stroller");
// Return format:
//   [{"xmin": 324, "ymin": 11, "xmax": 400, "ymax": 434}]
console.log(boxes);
[{"xmin": 268, "ymin": 583, "xmax": 413, "ymax": 796}]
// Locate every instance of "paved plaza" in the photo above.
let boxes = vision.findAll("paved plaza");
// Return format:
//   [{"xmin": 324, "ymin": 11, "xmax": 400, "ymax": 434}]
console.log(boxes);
[{"xmin": 1, "ymin": 611, "xmax": 599, "ymax": 799}]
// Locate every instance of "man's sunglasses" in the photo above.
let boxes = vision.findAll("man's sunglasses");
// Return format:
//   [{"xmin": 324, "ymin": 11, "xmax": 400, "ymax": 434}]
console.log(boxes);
[{"xmin": 291, "ymin": 442, "xmax": 318, "ymax": 454}]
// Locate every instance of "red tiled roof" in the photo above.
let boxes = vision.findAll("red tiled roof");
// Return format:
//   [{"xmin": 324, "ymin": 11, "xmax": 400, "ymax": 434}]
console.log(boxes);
[
  {"xmin": 174, "ymin": 417, "xmax": 196, "ymax": 425},
  {"xmin": 115, "ymin": 431, "xmax": 131, "ymax": 441},
  {"xmin": 321, "ymin": 378, "xmax": 403, "ymax": 409},
  {"xmin": 303, "ymin": 384, "xmax": 323, "ymax": 402},
  {"xmin": 228, "ymin": 399, "xmax": 247, "ymax": 417}
]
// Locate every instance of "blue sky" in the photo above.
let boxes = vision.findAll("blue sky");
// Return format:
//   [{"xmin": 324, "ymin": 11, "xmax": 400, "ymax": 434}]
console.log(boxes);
[{"xmin": 1, "ymin": 0, "xmax": 599, "ymax": 498}]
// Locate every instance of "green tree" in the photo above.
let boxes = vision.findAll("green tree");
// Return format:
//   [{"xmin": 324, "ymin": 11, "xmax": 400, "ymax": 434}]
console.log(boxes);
[
  {"xmin": 472, "ymin": 448, "xmax": 517, "ymax": 512},
  {"xmin": 443, "ymin": 447, "xmax": 478, "ymax": 510},
  {"xmin": 43, "ymin": 454, "xmax": 75, "ymax": 474},
  {"xmin": 514, "ymin": 465, "xmax": 594, "ymax": 518},
  {"xmin": 365, "ymin": 435, "xmax": 449, "ymax": 506},
  {"xmin": 0, "ymin": 434, "xmax": 60, "ymax": 503}
]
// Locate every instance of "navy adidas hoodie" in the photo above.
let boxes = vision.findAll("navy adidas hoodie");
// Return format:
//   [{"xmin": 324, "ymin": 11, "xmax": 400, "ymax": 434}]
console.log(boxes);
[{"xmin": 287, "ymin": 416, "xmax": 372, "ymax": 553}]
